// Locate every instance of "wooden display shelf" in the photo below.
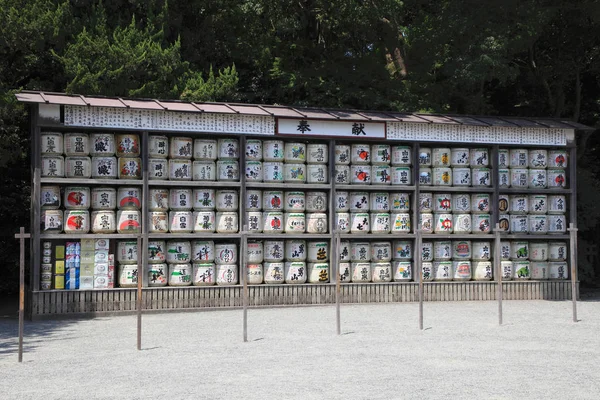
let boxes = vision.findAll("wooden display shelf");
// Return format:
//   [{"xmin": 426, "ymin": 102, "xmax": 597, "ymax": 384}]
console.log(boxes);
[
  {"xmin": 335, "ymin": 184, "xmax": 415, "ymax": 191},
  {"xmin": 422, "ymin": 233, "xmax": 494, "ymax": 239},
  {"xmin": 41, "ymin": 178, "xmax": 143, "ymax": 186},
  {"xmin": 499, "ymin": 187, "xmax": 571, "ymax": 194},
  {"xmin": 246, "ymin": 182, "xmax": 332, "ymax": 190},
  {"xmin": 147, "ymin": 180, "xmax": 240, "ymax": 187},
  {"xmin": 419, "ymin": 186, "xmax": 494, "ymax": 193},
  {"xmin": 247, "ymin": 233, "xmax": 331, "ymax": 239},
  {"xmin": 148, "ymin": 233, "xmax": 241, "ymax": 239},
  {"xmin": 40, "ymin": 233, "xmax": 141, "ymax": 239},
  {"xmin": 339, "ymin": 233, "xmax": 416, "ymax": 239}
]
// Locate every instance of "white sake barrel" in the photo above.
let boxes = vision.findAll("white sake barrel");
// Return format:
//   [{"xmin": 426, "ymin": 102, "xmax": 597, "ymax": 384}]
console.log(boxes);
[
  {"xmin": 390, "ymin": 166, "xmax": 411, "ymax": 185},
  {"xmin": 246, "ymin": 264, "xmax": 263, "ymax": 285},
  {"xmin": 472, "ymin": 241, "xmax": 491, "ymax": 261},
  {"xmin": 65, "ymin": 156, "xmax": 92, "ymax": 178},
  {"xmin": 418, "ymin": 168, "xmax": 432, "ymax": 185},
  {"xmin": 498, "ymin": 148, "xmax": 509, "ymax": 168},
  {"xmin": 148, "ymin": 241, "xmax": 167, "ymax": 263},
  {"xmin": 334, "ymin": 191, "xmax": 349, "ymax": 212},
  {"xmin": 40, "ymin": 132, "xmax": 63, "ymax": 155},
  {"xmin": 215, "ymin": 243, "xmax": 237, "ymax": 265},
  {"xmin": 169, "ymin": 159, "xmax": 192, "ymax": 180},
  {"xmin": 530, "ymin": 242, "xmax": 549, "ymax": 261},
  {"xmin": 64, "ymin": 210, "xmax": 90, "ymax": 233},
  {"xmin": 217, "ymin": 160, "xmax": 240, "ymax": 181},
  {"xmin": 498, "ymin": 169, "xmax": 510, "ymax": 188},
  {"xmin": 471, "ymin": 193, "xmax": 490, "ymax": 213},
  {"xmin": 168, "ymin": 264, "xmax": 192, "ymax": 286},
  {"xmin": 548, "ymin": 262, "xmax": 568, "ymax": 279},
  {"xmin": 471, "ymin": 214, "xmax": 491, "ymax": 234},
  {"xmin": 216, "ymin": 265, "xmax": 238, "ymax": 285},
  {"xmin": 218, "ymin": 138, "xmax": 240, "ymax": 159},
  {"xmin": 421, "ymin": 262, "xmax": 434, "ymax": 281},
  {"xmin": 470, "ymin": 148, "xmax": 489, "ymax": 167},
  {"xmin": 192, "ymin": 211, "xmax": 217, "ymax": 232},
  {"xmin": 452, "ymin": 194, "xmax": 470, "ymax": 213},
  {"xmin": 284, "ymin": 213, "xmax": 305, "ymax": 233},
  {"xmin": 350, "ymin": 213, "xmax": 370, "ymax": 233},
  {"xmin": 391, "ymin": 213, "xmax": 411, "ymax": 233},
  {"xmin": 247, "ymin": 241, "xmax": 263, "ymax": 263},
  {"xmin": 308, "ymin": 241, "xmax": 329, "ymax": 262},
  {"xmin": 433, "ymin": 241, "xmax": 452, "ymax": 261},
  {"xmin": 306, "ymin": 213, "xmax": 328, "ymax": 233},
  {"xmin": 496, "ymin": 194, "xmax": 509, "ymax": 214},
  {"xmin": 450, "ymin": 148, "xmax": 470, "ymax": 166},
  {"xmin": 216, "ymin": 212, "xmax": 238, "ymax": 233},
  {"xmin": 351, "ymin": 144, "xmax": 370, "ymax": 164},
  {"xmin": 216, "ymin": 190, "xmax": 238, "ymax": 211},
  {"xmin": 91, "ymin": 156, "xmax": 118, "ymax": 179},
  {"xmin": 169, "ymin": 211, "xmax": 193, "ymax": 233},
  {"xmin": 148, "ymin": 263, "xmax": 168, "ymax": 287},
  {"xmin": 529, "ymin": 195, "xmax": 548, "ymax": 214},
  {"xmin": 433, "ymin": 261, "xmax": 453, "ymax": 281},
  {"xmin": 472, "ymin": 168, "xmax": 491, "ymax": 187},
  {"xmin": 264, "ymin": 240, "xmax": 284, "ymax": 262},
  {"xmin": 472, "ymin": 261, "xmax": 492, "ymax": 281},
  {"xmin": 548, "ymin": 214, "xmax": 567, "ymax": 234},
  {"xmin": 285, "ymin": 262, "xmax": 307, "ymax": 283},
  {"xmin": 307, "ymin": 143, "xmax": 328, "ymax": 164},
  {"xmin": 350, "ymin": 165, "xmax": 371, "ymax": 184},
  {"xmin": 338, "ymin": 262, "xmax": 351, "ymax": 282},
  {"xmin": 148, "ymin": 135, "xmax": 169, "ymax": 158},
  {"xmin": 339, "ymin": 241, "xmax": 350, "ymax": 261},
  {"xmin": 41, "ymin": 210, "xmax": 63, "ymax": 232},
  {"xmin": 419, "ymin": 148, "xmax": 432, "ymax": 166},
  {"xmin": 192, "ymin": 189, "xmax": 216, "ymax": 210},
  {"xmin": 284, "ymin": 191, "xmax": 306, "ymax": 211},
  {"xmin": 193, "ymin": 263, "xmax": 216, "ymax": 286},
  {"xmin": 351, "ymin": 263, "xmax": 371, "ymax": 282},
  {"xmin": 434, "ymin": 213, "xmax": 453, "ymax": 234},
  {"xmin": 117, "ymin": 241, "xmax": 138, "ymax": 264},
  {"xmin": 115, "ymin": 134, "xmax": 140, "ymax": 157},
  {"xmin": 510, "ymin": 168, "xmax": 529, "ymax": 188},
  {"xmin": 247, "ymin": 211, "xmax": 263, "ymax": 232},
  {"xmin": 42, "ymin": 156, "xmax": 65, "ymax": 177},
  {"xmin": 335, "ymin": 212, "xmax": 350, "ymax": 233},
  {"xmin": 263, "ymin": 212, "xmax": 284, "ymax": 233},
  {"xmin": 169, "ymin": 188, "xmax": 193, "ymax": 211},
  {"xmin": 372, "ymin": 263, "xmax": 392, "ymax": 282},
  {"xmin": 501, "ymin": 242, "xmax": 512, "ymax": 261},
  {"xmin": 118, "ymin": 265, "xmax": 138, "ymax": 288},
  {"xmin": 147, "ymin": 188, "xmax": 169, "ymax": 212},
  {"xmin": 371, "ymin": 213, "xmax": 391, "ymax": 233},
  {"xmin": 529, "ymin": 149, "xmax": 548, "ymax": 168},
  {"xmin": 393, "ymin": 240, "xmax": 412, "ymax": 260},
  {"xmin": 433, "ymin": 167, "xmax": 452, "ymax": 186},
  {"xmin": 529, "ymin": 169, "xmax": 547, "ymax": 188},
  {"xmin": 453, "ymin": 261, "xmax": 472, "ymax": 281},
  {"xmin": 334, "ymin": 165, "xmax": 350, "ymax": 184},
  {"xmin": 391, "ymin": 146, "xmax": 412, "ymax": 166},
  {"xmin": 245, "ymin": 161, "xmax": 263, "ymax": 181},
  {"xmin": 547, "ymin": 169, "xmax": 567, "ymax": 189},
  {"xmin": 283, "ymin": 163, "xmax": 305, "ymax": 183},
  {"xmin": 263, "ymin": 262, "xmax": 285, "ymax": 284},
  {"xmin": 548, "ymin": 150, "xmax": 568, "ymax": 169},
  {"xmin": 169, "ymin": 137, "xmax": 193, "ymax": 159},
  {"xmin": 64, "ymin": 186, "xmax": 90, "ymax": 210},
  {"xmin": 349, "ymin": 192, "xmax": 369, "ymax": 212},
  {"xmin": 305, "ymin": 191, "xmax": 327, "ymax": 212},
  {"xmin": 285, "ymin": 240, "xmax": 307, "ymax": 261},
  {"xmin": 393, "ymin": 261, "xmax": 412, "ymax": 281},
  {"xmin": 244, "ymin": 139, "xmax": 262, "ymax": 161},
  {"xmin": 433, "ymin": 193, "xmax": 452, "ymax": 212},
  {"xmin": 510, "ymin": 215, "xmax": 528, "ymax": 233},
  {"xmin": 390, "ymin": 192, "xmax": 410, "ymax": 212},
  {"xmin": 513, "ymin": 261, "xmax": 531, "ymax": 279},
  {"xmin": 307, "ymin": 164, "xmax": 328, "ymax": 183},
  {"xmin": 548, "ymin": 195, "xmax": 566, "ymax": 214},
  {"xmin": 192, "ymin": 161, "xmax": 216, "ymax": 181},
  {"xmin": 308, "ymin": 263, "xmax": 329, "ymax": 283},
  {"xmin": 453, "ymin": 168, "xmax": 471, "ymax": 186},
  {"xmin": 501, "ymin": 261, "xmax": 513, "ymax": 280},
  {"xmin": 370, "ymin": 192, "xmax": 390, "ymax": 212},
  {"xmin": 509, "ymin": 195, "xmax": 528, "ymax": 214},
  {"xmin": 419, "ymin": 193, "xmax": 433, "ymax": 212},
  {"xmin": 263, "ymin": 140, "xmax": 284, "ymax": 162},
  {"xmin": 64, "ymin": 133, "xmax": 89, "ymax": 156},
  {"xmin": 549, "ymin": 242, "xmax": 567, "ymax": 261},
  {"xmin": 41, "ymin": 185, "xmax": 61, "ymax": 209},
  {"xmin": 419, "ymin": 213, "xmax": 434, "ymax": 234},
  {"xmin": 510, "ymin": 241, "xmax": 529, "ymax": 260},
  {"xmin": 528, "ymin": 215, "xmax": 548, "ymax": 234},
  {"xmin": 530, "ymin": 262, "xmax": 549, "ymax": 280},
  {"xmin": 371, "ymin": 242, "xmax": 392, "ymax": 262},
  {"xmin": 246, "ymin": 190, "xmax": 262, "ymax": 211},
  {"xmin": 334, "ymin": 145, "xmax": 351, "ymax": 165},
  {"xmin": 510, "ymin": 149, "xmax": 528, "ymax": 167},
  {"xmin": 263, "ymin": 162, "xmax": 284, "ymax": 182},
  {"xmin": 194, "ymin": 139, "xmax": 218, "ymax": 161},
  {"xmin": 350, "ymin": 242, "xmax": 371, "ymax": 262},
  {"xmin": 284, "ymin": 142, "xmax": 306, "ymax": 162},
  {"xmin": 148, "ymin": 158, "xmax": 168, "ymax": 180},
  {"xmin": 118, "ymin": 157, "xmax": 142, "ymax": 179},
  {"xmin": 453, "ymin": 214, "xmax": 472, "ymax": 233},
  {"xmin": 453, "ymin": 240, "xmax": 472, "ymax": 260},
  {"xmin": 432, "ymin": 148, "xmax": 451, "ymax": 167},
  {"xmin": 263, "ymin": 191, "xmax": 284, "ymax": 210},
  {"xmin": 91, "ymin": 210, "xmax": 116, "ymax": 233},
  {"xmin": 498, "ymin": 214, "xmax": 510, "ymax": 232},
  {"xmin": 372, "ymin": 144, "xmax": 391, "ymax": 164}
]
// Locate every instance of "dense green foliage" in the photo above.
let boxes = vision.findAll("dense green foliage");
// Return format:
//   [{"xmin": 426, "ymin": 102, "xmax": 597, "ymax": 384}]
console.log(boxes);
[{"xmin": 1, "ymin": 0, "xmax": 600, "ymax": 292}]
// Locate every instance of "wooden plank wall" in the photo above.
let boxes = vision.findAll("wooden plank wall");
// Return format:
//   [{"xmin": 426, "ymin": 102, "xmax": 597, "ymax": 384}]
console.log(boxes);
[{"xmin": 30, "ymin": 281, "xmax": 579, "ymax": 318}]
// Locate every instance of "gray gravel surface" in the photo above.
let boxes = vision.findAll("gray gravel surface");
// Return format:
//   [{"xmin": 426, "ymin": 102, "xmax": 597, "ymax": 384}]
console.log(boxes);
[{"xmin": 1, "ymin": 300, "xmax": 600, "ymax": 399}]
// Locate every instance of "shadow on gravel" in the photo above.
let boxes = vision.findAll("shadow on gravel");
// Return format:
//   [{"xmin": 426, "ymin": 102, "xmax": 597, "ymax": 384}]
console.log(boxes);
[{"xmin": 0, "ymin": 318, "xmax": 82, "ymax": 356}]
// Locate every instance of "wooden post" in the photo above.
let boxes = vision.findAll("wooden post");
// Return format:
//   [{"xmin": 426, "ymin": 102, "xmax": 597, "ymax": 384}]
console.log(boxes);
[
  {"xmin": 493, "ymin": 223, "xmax": 503, "ymax": 326},
  {"xmin": 15, "ymin": 227, "xmax": 30, "ymax": 363},
  {"xmin": 335, "ymin": 230, "xmax": 341, "ymax": 335},
  {"xmin": 136, "ymin": 235, "xmax": 143, "ymax": 350},
  {"xmin": 416, "ymin": 229, "xmax": 423, "ymax": 330},
  {"xmin": 569, "ymin": 223, "xmax": 578, "ymax": 322},
  {"xmin": 242, "ymin": 225, "xmax": 248, "ymax": 342}
]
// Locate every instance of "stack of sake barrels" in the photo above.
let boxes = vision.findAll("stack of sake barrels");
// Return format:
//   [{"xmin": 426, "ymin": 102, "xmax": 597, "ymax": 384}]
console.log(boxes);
[
  {"xmin": 148, "ymin": 187, "xmax": 239, "ymax": 234},
  {"xmin": 335, "ymin": 143, "xmax": 412, "ymax": 186},
  {"xmin": 418, "ymin": 147, "xmax": 491, "ymax": 187},
  {"xmin": 245, "ymin": 190, "xmax": 328, "ymax": 234},
  {"xmin": 497, "ymin": 149, "xmax": 568, "ymax": 235},
  {"xmin": 419, "ymin": 240, "xmax": 493, "ymax": 281},
  {"xmin": 245, "ymin": 240, "xmax": 328, "ymax": 284},
  {"xmin": 147, "ymin": 136, "xmax": 240, "ymax": 181},
  {"xmin": 498, "ymin": 241, "xmax": 569, "ymax": 280},
  {"xmin": 338, "ymin": 240, "xmax": 413, "ymax": 282},
  {"xmin": 418, "ymin": 192, "xmax": 491, "ymax": 234}
]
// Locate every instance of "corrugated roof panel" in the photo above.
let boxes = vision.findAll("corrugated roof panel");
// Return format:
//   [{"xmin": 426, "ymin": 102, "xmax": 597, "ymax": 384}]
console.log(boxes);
[
  {"xmin": 261, "ymin": 106, "xmax": 305, "ymax": 118},
  {"xmin": 85, "ymin": 97, "xmax": 127, "ymax": 108},
  {"xmin": 417, "ymin": 114, "xmax": 459, "ymax": 124},
  {"xmin": 445, "ymin": 115, "xmax": 490, "ymax": 126},
  {"xmin": 499, "ymin": 117, "xmax": 545, "ymax": 128},
  {"xmin": 195, "ymin": 103, "xmax": 237, "ymax": 114},
  {"xmin": 43, "ymin": 94, "xmax": 87, "ymax": 106},
  {"xmin": 326, "ymin": 110, "xmax": 369, "ymax": 120},
  {"xmin": 558, "ymin": 120, "xmax": 596, "ymax": 131},
  {"xmin": 388, "ymin": 113, "xmax": 431, "ymax": 123},
  {"xmin": 294, "ymin": 108, "xmax": 339, "ymax": 120},
  {"xmin": 529, "ymin": 119, "xmax": 573, "ymax": 129},
  {"xmin": 121, "ymin": 99, "xmax": 164, "ymax": 110},
  {"xmin": 228, "ymin": 104, "xmax": 271, "ymax": 116},
  {"xmin": 475, "ymin": 116, "xmax": 518, "ymax": 127},
  {"xmin": 158, "ymin": 101, "xmax": 200, "ymax": 112},
  {"xmin": 359, "ymin": 111, "xmax": 398, "ymax": 122},
  {"xmin": 15, "ymin": 92, "xmax": 45, "ymax": 103}
]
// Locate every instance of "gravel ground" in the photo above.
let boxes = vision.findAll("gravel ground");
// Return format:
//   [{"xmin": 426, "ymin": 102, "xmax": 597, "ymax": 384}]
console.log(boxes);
[{"xmin": 1, "ymin": 300, "xmax": 600, "ymax": 399}]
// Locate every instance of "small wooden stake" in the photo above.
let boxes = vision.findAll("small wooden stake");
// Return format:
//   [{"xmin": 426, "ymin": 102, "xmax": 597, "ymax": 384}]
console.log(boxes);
[
  {"xmin": 568, "ymin": 224, "xmax": 578, "ymax": 322},
  {"xmin": 15, "ymin": 227, "xmax": 30, "ymax": 363},
  {"xmin": 493, "ymin": 223, "xmax": 503, "ymax": 326},
  {"xmin": 335, "ymin": 230, "xmax": 341, "ymax": 335},
  {"xmin": 136, "ymin": 235, "xmax": 143, "ymax": 350}
]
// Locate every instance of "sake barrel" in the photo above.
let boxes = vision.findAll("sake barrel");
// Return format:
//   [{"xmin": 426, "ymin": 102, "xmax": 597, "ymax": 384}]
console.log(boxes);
[
  {"xmin": 452, "ymin": 193, "xmax": 470, "ymax": 213},
  {"xmin": 393, "ymin": 261, "xmax": 412, "ymax": 282},
  {"xmin": 510, "ymin": 149, "xmax": 528, "ymax": 167},
  {"xmin": 391, "ymin": 146, "xmax": 412, "ymax": 166},
  {"xmin": 472, "ymin": 261, "xmax": 492, "ymax": 281},
  {"xmin": 419, "ymin": 213, "xmax": 434, "ymax": 234},
  {"xmin": 433, "ymin": 241, "xmax": 452, "ymax": 261},
  {"xmin": 500, "ymin": 241, "xmax": 511, "ymax": 261},
  {"xmin": 498, "ymin": 149, "xmax": 509, "ymax": 168},
  {"xmin": 549, "ymin": 242, "xmax": 567, "ymax": 261},
  {"xmin": 91, "ymin": 210, "xmax": 116, "ymax": 233},
  {"xmin": 115, "ymin": 134, "xmax": 140, "ymax": 157},
  {"xmin": 498, "ymin": 214, "xmax": 510, "ymax": 232},
  {"xmin": 217, "ymin": 160, "xmax": 240, "ymax": 181},
  {"xmin": 64, "ymin": 186, "xmax": 90, "ymax": 210},
  {"xmin": 371, "ymin": 144, "xmax": 391, "ymax": 164},
  {"xmin": 169, "ymin": 188, "xmax": 193, "ymax": 211},
  {"xmin": 216, "ymin": 190, "xmax": 238, "ymax": 211},
  {"xmin": 528, "ymin": 215, "xmax": 548, "ymax": 234},
  {"xmin": 371, "ymin": 242, "xmax": 392, "ymax": 262},
  {"xmin": 193, "ymin": 188, "xmax": 216, "ymax": 210},
  {"xmin": 548, "ymin": 214, "xmax": 567, "ymax": 234},
  {"xmin": 247, "ymin": 211, "xmax": 263, "ymax": 232},
  {"xmin": 218, "ymin": 138, "xmax": 240, "ymax": 159},
  {"xmin": 432, "ymin": 148, "xmax": 451, "ymax": 167},
  {"xmin": 263, "ymin": 140, "xmax": 284, "ymax": 161},
  {"xmin": 390, "ymin": 192, "xmax": 410, "ymax": 212},
  {"xmin": 350, "ymin": 242, "xmax": 371, "ymax": 262},
  {"xmin": 351, "ymin": 165, "xmax": 371, "ymax": 184},
  {"xmin": 284, "ymin": 213, "xmax": 306, "ymax": 233},
  {"xmin": 148, "ymin": 188, "xmax": 169, "ymax": 212},
  {"xmin": 472, "ymin": 241, "xmax": 491, "ymax": 261},
  {"xmin": 285, "ymin": 262, "xmax": 307, "ymax": 283},
  {"xmin": 193, "ymin": 139, "xmax": 218, "ymax": 160},
  {"xmin": 529, "ymin": 169, "xmax": 547, "ymax": 188},
  {"xmin": 452, "ymin": 261, "xmax": 472, "ymax": 281},
  {"xmin": 339, "ymin": 262, "xmax": 352, "ymax": 283},
  {"xmin": 65, "ymin": 133, "xmax": 90, "ymax": 156},
  {"xmin": 247, "ymin": 241, "xmax": 263, "ymax": 263},
  {"xmin": 548, "ymin": 150, "xmax": 568, "ymax": 169},
  {"xmin": 148, "ymin": 263, "xmax": 168, "ymax": 287},
  {"xmin": 433, "ymin": 261, "xmax": 453, "ymax": 281},
  {"xmin": 118, "ymin": 264, "xmax": 138, "ymax": 288},
  {"xmin": 285, "ymin": 240, "xmax": 307, "ymax": 261},
  {"xmin": 453, "ymin": 168, "xmax": 471, "ymax": 186},
  {"xmin": 548, "ymin": 262, "xmax": 569, "ymax": 280},
  {"xmin": 307, "ymin": 164, "xmax": 328, "ymax": 183},
  {"xmin": 335, "ymin": 212, "xmax": 350, "ymax": 233},
  {"xmin": 42, "ymin": 156, "xmax": 64, "ymax": 177},
  {"xmin": 371, "ymin": 213, "xmax": 391, "ymax": 233},
  {"xmin": 263, "ymin": 162, "xmax": 284, "ymax": 182},
  {"xmin": 244, "ymin": 139, "xmax": 262, "ymax": 161},
  {"xmin": 530, "ymin": 242, "xmax": 549, "ymax": 261},
  {"xmin": 334, "ymin": 165, "xmax": 350, "ymax": 184},
  {"xmin": 529, "ymin": 149, "xmax": 548, "ymax": 168},
  {"xmin": 216, "ymin": 264, "xmax": 238, "ymax": 285},
  {"xmin": 283, "ymin": 163, "xmax": 305, "ymax": 183},
  {"xmin": 432, "ymin": 167, "xmax": 452, "ymax": 186},
  {"xmin": 263, "ymin": 262, "xmax": 285, "ymax": 284},
  {"xmin": 284, "ymin": 191, "xmax": 306, "ymax": 212},
  {"xmin": 369, "ymin": 192, "xmax": 390, "ymax": 212},
  {"xmin": 169, "ymin": 137, "xmax": 193, "ymax": 159},
  {"xmin": 307, "ymin": 143, "xmax": 329, "ymax": 164},
  {"xmin": 65, "ymin": 156, "xmax": 92, "ymax": 178},
  {"xmin": 434, "ymin": 213, "xmax": 453, "ymax": 234},
  {"xmin": 169, "ymin": 211, "xmax": 193, "ymax": 233},
  {"xmin": 498, "ymin": 169, "xmax": 510, "ymax": 188},
  {"xmin": 64, "ymin": 210, "xmax": 90, "ymax": 233},
  {"xmin": 350, "ymin": 213, "xmax": 370, "ymax": 233},
  {"xmin": 284, "ymin": 142, "xmax": 306, "ymax": 162},
  {"xmin": 339, "ymin": 241, "xmax": 350, "ymax": 261},
  {"xmin": 117, "ymin": 241, "xmax": 138, "ymax": 264},
  {"xmin": 451, "ymin": 148, "xmax": 470, "ymax": 166},
  {"xmin": 264, "ymin": 240, "xmax": 284, "ymax": 262},
  {"xmin": 530, "ymin": 262, "xmax": 549, "ymax": 280},
  {"xmin": 351, "ymin": 144, "xmax": 370, "ymax": 164},
  {"xmin": 452, "ymin": 240, "xmax": 472, "ymax": 260},
  {"xmin": 351, "ymin": 263, "xmax": 371, "ymax": 282},
  {"xmin": 453, "ymin": 214, "xmax": 472, "ymax": 233},
  {"xmin": 334, "ymin": 191, "xmax": 349, "ymax": 212},
  {"xmin": 263, "ymin": 191, "xmax": 284, "ymax": 210},
  {"xmin": 92, "ymin": 156, "xmax": 118, "ymax": 179},
  {"xmin": 148, "ymin": 241, "xmax": 167, "ymax": 263},
  {"xmin": 40, "ymin": 132, "xmax": 63, "ymax": 155},
  {"xmin": 246, "ymin": 263, "xmax": 264, "ymax": 285},
  {"xmin": 513, "ymin": 261, "xmax": 531, "ymax": 279},
  {"xmin": 510, "ymin": 241, "xmax": 529, "ymax": 260},
  {"xmin": 41, "ymin": 210, "xmax": 63, "ymax": 232},
  {"xmin": 419, "ymin": 193, "xmax": 433, "ymax": 212},
  {"xmin": 471, "ymin": 214, "xmax": 491, "ymax": 234},
  {"xmin": 419, "ymin": 168, "xmax": 432, "ymax": 185},
  {"xmin": 472, "ymin": 168, "xmax": 491, "ymax": 187},
  {"xmin": 246, "ymin": 190, "xmax": 262, "ymax": 211},
  {"xmin": 390, "ymin": 166, "xmax": 411, "ymax": 185},
  {"xmin": 148, "ymin": 135, "xmax": 169, "ymax": 158},
  {"xmin": 169, "ymin": 159, "xmax": 192, "ymax": 180},
  {"xmin": 393, "ymin": 240, "xmax": 412, "ymax": 260},
  {"xmin": 193, "ymin": 263, "xmax": 216, "ymax": 286},
  {"xmin": 148, "ymin": 158, "xmax": 168, "ymax": 180},
  {"xmin": 263, "ymin": 212, "xmax": 284, "ymax": 233},
  {"xmin": 41, "ymin": 185, "xmax": 61, "ymax": 209},
  {"xmin": 307, "ymin": 263, "xmax": 329, "ymax": 283},
  {"xmin": 349, "ymin": 192, "xmax": 369, "ymax": 212},
  {"xmin": 433, "ymin": 193, "xmax": 452, "ymax": 212},
  {"xmin": 166, "ymin": 241, "xmax": 192, "ymax": 263},
  {"xmin": 529, "ymin": 195, "xmax": 548, "ymax": 214},
  {"xmin": 192, "ymin": 161, "xmax": 216, "ymax": 181},
  {"xmin": 547, "ymin": 169, "xmax": 567, "ymax": 189},
  {"xmin": 118, "ymin": 157, "xmax": 142, "ymax": 179},
  {"xmin": 334, "ymin": 145, "xmax": 351, "ymax": 165},
  {"xmin": 510, "ymin": 215, "xmax": 529, "ymax": 233},
  {"xmin": 470, "ymin": 148, "xmax": 489, "ymax": 167},
  {"xmin": 215, "ymin": 243, "xmax": 237, "ymax": 265},
  {"xmin": 421, "ymin": 262, "xmax": 434, "ymax": 281},
  {"xmin": 308, "ymin": 241, "xmax": 329, "ymax": 262},
  {"xmin": 419, "ymin": 148, "xmax": 432, "ymax": 166},
  {"xmin": 306, "ymin": 191, "xmax": 328, "ymax": 212},
  {"xmin": 168, "ymin": 264, "xmax": 192, "ymax": 286},
  {"xmin": 372, "ymin": 262, "xmax": 392, "ymax": 282},
  {"xmin": 548, "ymin": 195, "xmax": 567, "ymax": 214},
  {"xmin": 496, "ymin": 194, "xmax": 509, "ymax": 214},
  {"xmin": 501, "ymin": 261, "xmax": 513, "ymax": 280},
  {"xmin": 471, "ymin": 194, "xmax": 490, "ymax": 214},
  {"xmin": 216, "ymin": 212, "xmax": 238, "ymax": 233}
]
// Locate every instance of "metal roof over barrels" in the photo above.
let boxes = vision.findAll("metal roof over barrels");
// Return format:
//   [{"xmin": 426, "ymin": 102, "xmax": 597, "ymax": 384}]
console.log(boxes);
[{"xmin": 15, "ymin": 90, "xmax": 595, "ymax": 131}]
